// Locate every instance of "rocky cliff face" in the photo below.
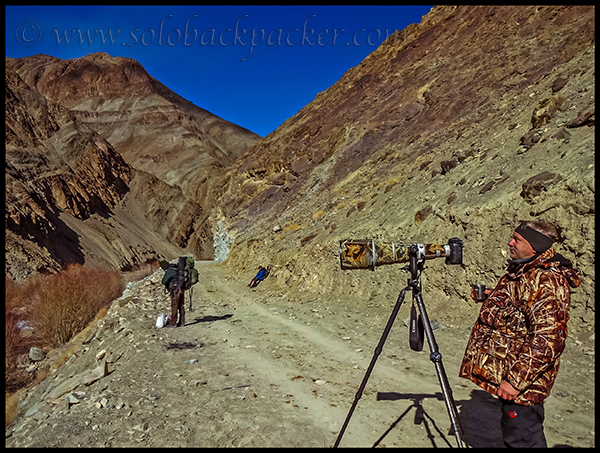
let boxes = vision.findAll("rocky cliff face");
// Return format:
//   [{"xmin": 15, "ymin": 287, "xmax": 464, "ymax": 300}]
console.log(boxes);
[
  {"xmin": 5, "ymin": 53, "xmax": 261, "ymax": 280},
  {"xmin": 213, "ymin": 5, "xmax": 595, "ymax": 333},
  {"xmin": 6, "ymin": 66, "xmax": 135, "ymax": 278}
]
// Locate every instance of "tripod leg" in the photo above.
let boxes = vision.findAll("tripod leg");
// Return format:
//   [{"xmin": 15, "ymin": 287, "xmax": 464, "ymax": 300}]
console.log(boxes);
[
  {"xmin": 414, "ymin": 290, "xmax": 468, "ymax": 448},
  {"xmin": 333, "ymin": 288, "xmax": 408, "ymax": 448}
]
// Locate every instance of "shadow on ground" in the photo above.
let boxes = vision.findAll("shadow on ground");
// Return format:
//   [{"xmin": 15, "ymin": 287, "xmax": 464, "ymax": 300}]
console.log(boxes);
[
  {"xmin": 370, "ymin": 389, "xmax": 505, "ymax": 448},
  {"xmin": 185, "ymin": 314, "xmax": 234, "ymax": 326}
]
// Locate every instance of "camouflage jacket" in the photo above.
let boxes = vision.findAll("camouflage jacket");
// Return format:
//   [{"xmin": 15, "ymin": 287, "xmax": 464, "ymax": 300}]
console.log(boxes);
[{"xmin": 459, "ymin": 247, "xmax": 581, "ymax": 405}]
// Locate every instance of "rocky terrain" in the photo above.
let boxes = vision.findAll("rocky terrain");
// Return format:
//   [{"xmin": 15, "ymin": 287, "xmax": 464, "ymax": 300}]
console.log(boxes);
[
  {"xmin": 5, "ymin": 5, "xmax": 595, "ymax": 448},
  {"xmin": 5, "ymin": 53, "xmax": 260, "ymax": 280}
]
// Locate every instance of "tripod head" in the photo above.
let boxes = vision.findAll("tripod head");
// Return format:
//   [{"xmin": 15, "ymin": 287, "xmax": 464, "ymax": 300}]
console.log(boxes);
[
  {"xmin": 395, "ymin": 239, "xmax": 463, "ymax": 289},
  {"xmin": 406, "ymin": 243, "xmax": 425, "ymax": 285}
]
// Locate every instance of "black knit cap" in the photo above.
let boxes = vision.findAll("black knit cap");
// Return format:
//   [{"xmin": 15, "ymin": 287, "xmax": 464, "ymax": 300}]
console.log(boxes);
[{"xmin": 514, "ymin": 224, "xmax": 554, "ymax": 253}]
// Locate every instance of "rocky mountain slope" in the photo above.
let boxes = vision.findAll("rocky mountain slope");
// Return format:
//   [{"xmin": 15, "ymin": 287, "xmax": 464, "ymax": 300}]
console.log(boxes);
[
  {"xmin": 213, "ymin": 5, "xmax": 595, "ymax": 335},
  {"xmin": 5, "ymin": 53, "xmax": 261, "ymax": 280},
  {"xmin": 7, "ymin": 52, "xmax": 258, "ymax": 201}
]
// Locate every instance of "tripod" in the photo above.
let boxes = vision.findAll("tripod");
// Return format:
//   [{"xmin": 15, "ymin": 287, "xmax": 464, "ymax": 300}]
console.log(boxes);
[{"xmin": 333, "ymin": 245, "xmax": 468, "ymax": 448}]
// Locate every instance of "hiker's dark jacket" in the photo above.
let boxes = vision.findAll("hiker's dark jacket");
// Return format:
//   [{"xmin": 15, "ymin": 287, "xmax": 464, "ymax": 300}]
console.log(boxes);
[{"xmin": 459, "ymin": 247, "xmax": 581, "ymax": 406}]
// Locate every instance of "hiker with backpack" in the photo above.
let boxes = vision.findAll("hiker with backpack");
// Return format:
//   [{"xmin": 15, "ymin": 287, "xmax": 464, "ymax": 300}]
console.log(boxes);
[{"xmin": 160, "ymin": 256, "xmax": 199, "ymax": 328}]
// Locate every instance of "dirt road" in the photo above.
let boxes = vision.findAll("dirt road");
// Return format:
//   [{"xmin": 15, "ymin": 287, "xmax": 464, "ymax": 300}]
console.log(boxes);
[{"xmin": 5, "ymin": 261, "xmax": 595, "ymax": 447}]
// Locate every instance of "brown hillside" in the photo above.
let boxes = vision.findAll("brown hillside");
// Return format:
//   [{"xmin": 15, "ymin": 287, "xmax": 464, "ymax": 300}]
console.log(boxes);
[{"xmin": 213, "ymin": 5, "xmax": 595, "ymax": 332}]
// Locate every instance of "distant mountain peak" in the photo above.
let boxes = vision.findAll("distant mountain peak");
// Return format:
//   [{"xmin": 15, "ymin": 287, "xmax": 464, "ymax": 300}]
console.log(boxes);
[{"xmin": 5, "ymin": 52, "xmax": 260, "ymax": 280}]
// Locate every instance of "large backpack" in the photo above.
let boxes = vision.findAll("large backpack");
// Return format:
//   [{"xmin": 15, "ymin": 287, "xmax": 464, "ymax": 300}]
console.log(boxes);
[
  {"xmin": 160, "ymin": 256, "xmax": 199, "ymax": 291},
  {"xmin": 184, "ymin": 256, "xmax": 199, "ymax": 288}
]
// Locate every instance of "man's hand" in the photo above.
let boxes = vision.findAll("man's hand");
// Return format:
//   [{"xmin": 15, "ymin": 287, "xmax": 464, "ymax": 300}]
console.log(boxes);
[
  {"xmin": 470, "ymin": 287, "xmax": 492, "ymax": 302},
  {"xmin": 497, "ymin": 380, "xmax": 520, "ymax": 400}
]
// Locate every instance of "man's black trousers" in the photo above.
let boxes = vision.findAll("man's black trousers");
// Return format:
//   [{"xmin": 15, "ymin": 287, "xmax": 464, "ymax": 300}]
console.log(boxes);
[{"xmin": 500, "ymin": 399, "xmax": 547, "ymax": 447}]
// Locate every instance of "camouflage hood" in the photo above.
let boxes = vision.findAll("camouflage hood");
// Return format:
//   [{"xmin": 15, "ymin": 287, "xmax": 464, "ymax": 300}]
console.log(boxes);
[{"xmin": 507, "ymin": 247, "xmax": 582, "ymax": 289}]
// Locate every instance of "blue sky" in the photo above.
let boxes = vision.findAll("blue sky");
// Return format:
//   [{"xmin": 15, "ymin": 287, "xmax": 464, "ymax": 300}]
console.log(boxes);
[{"xmin": 6, "ymin": 5, "xmax": 432, "ymax": 137}]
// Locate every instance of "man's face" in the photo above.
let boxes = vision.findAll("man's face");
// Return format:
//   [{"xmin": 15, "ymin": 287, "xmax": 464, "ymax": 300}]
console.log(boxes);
[{"xmin": 508, "ymin": 232, "xmax": 536, "ymax": 260}]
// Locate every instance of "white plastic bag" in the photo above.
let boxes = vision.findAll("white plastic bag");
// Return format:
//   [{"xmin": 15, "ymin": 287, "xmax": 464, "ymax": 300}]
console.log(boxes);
[{"xmin": 156, "ymin": 313, "xmax": 166, "ymax": 328}]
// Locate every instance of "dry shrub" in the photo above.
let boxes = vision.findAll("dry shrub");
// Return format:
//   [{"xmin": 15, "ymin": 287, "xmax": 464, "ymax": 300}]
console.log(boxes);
[
  {"xmin": 121, "ymin": 259, "xmax": 160, "ymax": 285},
  {"xmin": 5, "ymin": 273, "xmax": 46, "ymax": 313},
  {"xmin": 51, "ymin": 305, "xmax": 106, "ymax": 372},
  {"xmin": 5, "ymin": 310, "xmax": 22, "ymax": 361},
  {"xmin": 5, "ymin": 389, "xmax": 27, "ymax": 428},
  {"xmin": 5, "ymin": 275, "xmax": 22, "ymax": 312},
  {"xmin": 29, "ymin": 264, "xmax": 124, "ymax": 349},
  {"xmin": 4, "ymin": 334, "xmax": 33, "ymax": 394},
  {"xmin": 5, "ymin": 268, "xmax": 122, "ymax": 395}
]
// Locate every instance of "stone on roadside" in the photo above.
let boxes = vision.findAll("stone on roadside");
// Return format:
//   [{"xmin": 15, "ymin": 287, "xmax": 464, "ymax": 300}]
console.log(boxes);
[
  {"xmin": 25, "ymin": 401, "xmax": 45, "ymax": 418},
  {"xmin": 44, "ymin": 372, "xmax": 87, "ymax": 400},
  {"xmin": 82, "ymin": 360, "xmax": 108, "ymax": 386},
  {"xmin": 65, "ymin": 393, "xmax": 80, "ymax": 404},
  {"xmin": 29, "ymin": 346, "xmax": 45, "ymax": 362},
  {"xmin": 56, "ymin": 397, "xmax": 70, "ymax": 413},
  {"xmin": 134, "ymin": 422, "xmax": 149, "ymax": 431},
  {"xmin": 31, "ymin": 410, "xmax": 49, "ymax": 421}
]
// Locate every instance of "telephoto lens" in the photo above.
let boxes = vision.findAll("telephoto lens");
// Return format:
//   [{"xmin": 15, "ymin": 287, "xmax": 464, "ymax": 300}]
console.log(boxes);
[{"xmin": 339, "ymin": 239, "xmax": 462, "ymax": 270}]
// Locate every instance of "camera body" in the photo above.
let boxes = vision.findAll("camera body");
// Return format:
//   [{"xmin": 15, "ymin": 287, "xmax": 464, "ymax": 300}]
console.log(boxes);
[
  {"xmin": 339, "ymin": 237, "xmax": 463, "ymax": 270},
  {"xmin": 445, "ymin": 237, "xmax": 463, "ymax": 265}
]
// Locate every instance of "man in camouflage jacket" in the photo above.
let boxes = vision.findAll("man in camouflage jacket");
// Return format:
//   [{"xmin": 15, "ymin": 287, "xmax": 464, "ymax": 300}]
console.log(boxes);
[{"xmin": 459, "ymin": 220, "xmax": 581, "ymax": 447}]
